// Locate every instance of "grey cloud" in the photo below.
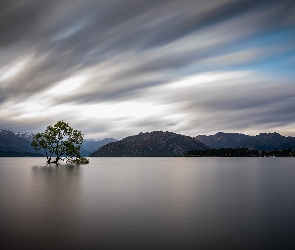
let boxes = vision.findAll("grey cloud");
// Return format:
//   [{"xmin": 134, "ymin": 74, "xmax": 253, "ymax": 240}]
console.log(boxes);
[
  {"xmin": 167, "ymin": 78, "xmax": 295, "ymax": 112},
  {"xmin": 142, "ymin": 0, "xmax": 292, "ymax": 48},
  {"xmin": 51, "ymin": 0, "xmax": 293, "ymax": 58},
  {"xmin": 54, "ymin": 77, "xmax": 166, "ymax": 105},
  {"xmin": 133, "ymin": 115, "xmax": 179, "ymax": 129},
  {"xmin": 255, "ymin": 98, "xmax": 295, "ymax": 124},
  {"xmin": 2, "ymin": 0, "xmax": 294, "ymax": 52},
  {"xmin": 166, "ymin": 78, "xmax": 295, "ymax": 135},
  {"xmin": 2, "ymin": 1, "xmax": 293, "ymax": 80},
  {"xmin": 0, "ymin": 0, "xmax": 295, "ymax": 137},
  {"xmin": 1, "ymin": 49, "xmax": 82, "ymax": 100},
  {"xmin": 0, "ymin": 0, "xmax": 59, "ymax": 47},
  {"xmin": 197, "ymin": 84, "xmax": 295, "ymax": 112}
]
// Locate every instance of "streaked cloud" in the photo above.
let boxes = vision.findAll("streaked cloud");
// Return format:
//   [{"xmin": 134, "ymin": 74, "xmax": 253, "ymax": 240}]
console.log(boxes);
[{"xmin": 0, "ymin": 0, "xmax": 294, "ymax": 138}]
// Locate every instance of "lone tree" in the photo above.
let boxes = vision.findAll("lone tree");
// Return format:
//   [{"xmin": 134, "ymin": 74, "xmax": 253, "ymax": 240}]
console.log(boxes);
[{"xmin": 31, "ymin": 121, "xmax": 89, "ymax": 164}]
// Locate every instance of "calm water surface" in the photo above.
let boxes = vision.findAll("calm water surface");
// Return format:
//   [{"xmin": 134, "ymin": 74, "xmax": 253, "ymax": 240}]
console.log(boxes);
[{"xmin": 1, "ymin": 157, "xmax": 295, "ymax": 249}]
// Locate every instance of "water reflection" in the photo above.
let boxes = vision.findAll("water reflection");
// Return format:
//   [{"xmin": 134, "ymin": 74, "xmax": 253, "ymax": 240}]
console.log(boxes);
[
  {"xmin": 32, "ymin": 163, "xmax": 81, "ymax": 174},
  {"xmin": 1, "ymin": 158, "xmax": 295, "ymax": 249},
  {"xmin": 1, "ymin": 161, "xmax": 82, "ymax": 249}
]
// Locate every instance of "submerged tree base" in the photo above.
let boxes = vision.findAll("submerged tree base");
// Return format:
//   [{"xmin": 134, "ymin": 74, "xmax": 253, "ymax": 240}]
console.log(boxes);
[{"xmin": 66, "ymin": 157, "xmax": 89, "ymax": 164}]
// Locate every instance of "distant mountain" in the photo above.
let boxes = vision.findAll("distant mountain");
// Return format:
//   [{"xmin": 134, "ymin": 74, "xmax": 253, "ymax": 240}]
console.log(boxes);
[
  {"xmin": 83, "ymin": 138, "xmax": 117, "ymax": 154},
  {"xmin": 90, "ymin": 131, "xmax": 209, "ymax": 157},
  {"xmin": 3, "ymin": 129, "xmax": 116, "ymax": 157},
  {"xmin": 15, "ymin": 132, "xmax": 35, "ymax": 142},
  {"xmin": 4, "ymin": 128, "xmax": 294, "ymax": 157},
  {"xmin": 0, "ymin": 129, "xmax": 37, "ymax": 153},
  {"xmin": 196, "ymin": 132, "xmax": 295, "ymax": 151}
]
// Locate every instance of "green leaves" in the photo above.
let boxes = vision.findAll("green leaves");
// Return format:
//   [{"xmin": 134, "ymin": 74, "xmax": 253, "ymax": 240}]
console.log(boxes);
[
  {"xmin": 31, "ymin": 120, "xmax": 89, "ymax": 164},
  {"xmin": 67, "ymin": 157, "xmax": 89, "ymax": 164}
]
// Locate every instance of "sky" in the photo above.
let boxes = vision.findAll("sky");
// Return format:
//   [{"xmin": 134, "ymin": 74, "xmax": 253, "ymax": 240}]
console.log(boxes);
[{"xmin": 0, "ymin": 0, "xmax": 294, "ymax": 139}]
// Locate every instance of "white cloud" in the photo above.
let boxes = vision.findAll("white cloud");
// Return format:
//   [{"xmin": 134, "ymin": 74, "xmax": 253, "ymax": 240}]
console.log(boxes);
[{"xmin": 0, "ymin": 0, "xmax": 294, "ymax": 138}]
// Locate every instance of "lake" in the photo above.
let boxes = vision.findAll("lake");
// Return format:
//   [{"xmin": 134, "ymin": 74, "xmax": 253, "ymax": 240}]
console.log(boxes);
[{"xmin": 1, "ymin": 157, "xmax": 295, "ymax": 249}]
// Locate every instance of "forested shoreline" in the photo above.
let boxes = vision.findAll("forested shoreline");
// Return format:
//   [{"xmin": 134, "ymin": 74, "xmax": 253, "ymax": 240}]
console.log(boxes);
[{"xmin": 185, "ymin": 148, "xmax": 295, "ymax": 157}]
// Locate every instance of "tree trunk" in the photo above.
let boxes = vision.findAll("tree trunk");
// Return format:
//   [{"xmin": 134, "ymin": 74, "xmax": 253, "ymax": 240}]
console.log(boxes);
[{"xmin": 51, "ymin": 157, "xmax": 60, "ymax": 164}]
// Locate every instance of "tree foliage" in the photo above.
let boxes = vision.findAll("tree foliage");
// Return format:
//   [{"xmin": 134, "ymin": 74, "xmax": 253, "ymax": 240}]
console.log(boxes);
[{"xmin": 31, "ymin": 121, "xmax": 89, "ymax": 164}]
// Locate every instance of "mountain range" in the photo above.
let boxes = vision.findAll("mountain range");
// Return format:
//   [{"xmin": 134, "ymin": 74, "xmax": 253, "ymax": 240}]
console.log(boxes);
[
  {"xmin": 1, "ymin": 128, "xmax": 295, "ymax": 157},
  {"xmin": 0, "ymin": 129, "xmax": 36, "ymax": 153},
  {"xmin": 0, "ymin": 129, "xmax": 116, "ymax": 157},
  {"xmin": 90, "ymin": 131, "xmax": 209, "ymax": 157},
  {"xmin": 196, "ymin": 132, "xmax": 295, "ymax": 151}
]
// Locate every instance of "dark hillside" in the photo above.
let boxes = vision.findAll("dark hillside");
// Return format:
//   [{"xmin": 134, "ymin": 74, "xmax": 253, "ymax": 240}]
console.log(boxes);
[
  {"xmin": 90, "ymin": 131, "xmax": 209, "ymax": 157},
  {"xmin": 0, "ymin": 129, "xmax": 37, "ymax": 153},
  {"xmin": 196, "ymin": 132, "xmax": 295, "ymax": 151}
]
